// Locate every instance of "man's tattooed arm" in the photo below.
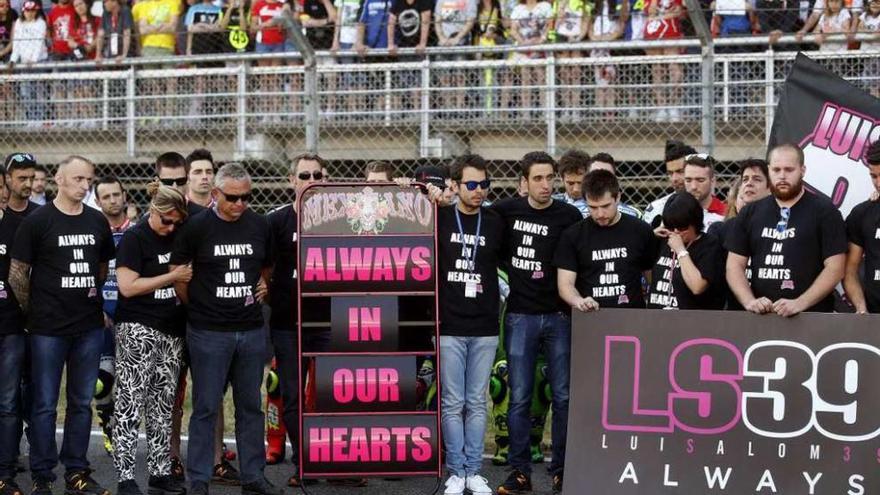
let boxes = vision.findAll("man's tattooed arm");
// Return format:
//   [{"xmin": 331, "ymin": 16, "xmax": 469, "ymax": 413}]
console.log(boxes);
[{"xmin": 8, "ymin": 259, "xmax": 31, "ymax": 313}]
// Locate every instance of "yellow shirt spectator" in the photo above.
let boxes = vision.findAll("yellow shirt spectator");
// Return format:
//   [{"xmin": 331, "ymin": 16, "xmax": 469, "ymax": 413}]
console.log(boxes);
[{"xmin": 132, "ymin": 0, "xmax": 181, "ymax": 51}]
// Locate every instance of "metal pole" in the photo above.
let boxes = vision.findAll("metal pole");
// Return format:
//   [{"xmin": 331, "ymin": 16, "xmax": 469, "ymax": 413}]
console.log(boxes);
[
  {"xmin": 278, "ymin": 14, "xmax": 319, "ymax": 152},
  {"xmin": 545, "ymin": 56, "xmax": 557, "ymax": 157},
  {"xmin": 419, "ymin": 58, "xmax": 431, "ymax": 158},
  {"xmin": 126, "ymin": 67, "xmax": 135, "ymax": 158},
  {"xmin": 102, "ymin": 78, "xmax": 109, "ymax": 131},
  {"xmin": 683, "ymin": 0, "xmax": 715, "ymax": 154},
  {"xmin": 764, "ymin": 49, "xmax": 775, "ymax": 145},
  {"xmin": 236, "ymin": 62, "xmax": 247, "ymax": 158}
]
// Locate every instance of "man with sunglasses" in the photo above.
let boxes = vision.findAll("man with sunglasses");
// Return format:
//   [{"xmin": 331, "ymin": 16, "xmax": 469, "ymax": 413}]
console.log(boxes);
[
  {"xmin": 170, "ymin": 163, "xmax": 281, "ymax": 495},
  {"xmin": 265, "ymin": 153, "xmax": 335, "ymax": 488},
  {"xmin": 843, "ymin": 140, "xmax": 880, "ymax": 314},
  {"xmin": 726, "ymin": 143, "xmax": 847, "ymax": 316},
  {"xmin": 682, "ymin": 153, "xmax": 726, "ymax": 231},
  {"xmin": 4, "ymin": 153, "xmax": 41, "ymax": 219},
  {"xmin": 9, "ymin": 155, "xmax": 115, "ymax": 495},
  {"xmin": 492, "ymin": 152, "xmax": 581, "ymax": 495},
  {"xmin": 92, "ymin": 176, "xmax": 134, "ymax": 455},
  {"xmin": 436, "ymin": 154, "xmax": 505, "ymax": 495},
  {"xmin": 155, "ymin": 152, "xmax": 205, "ymax": 217}
]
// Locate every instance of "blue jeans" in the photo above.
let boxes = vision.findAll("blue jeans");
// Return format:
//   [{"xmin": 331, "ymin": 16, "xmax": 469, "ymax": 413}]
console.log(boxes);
[
  {"xmin": 187, "ymin": 327, "xmax": 268, "ymax": 485},
  {"xmin": 505, "ymin": 312, "xmax": 571, "ymax": 476},
  {"xmin": 0, "ymin": 334, "xmax": 24, "ymax": 480},
  {"xmin": 29, "ymin": 328, "xmax": 104, "ymax": 481},
  {"xmin": 270, "ymin": 329, "xmax": 330, "ymax": 464},
  {"xmin": 440, "ymin": 335, "xmax": 498, "ymax": 478}
]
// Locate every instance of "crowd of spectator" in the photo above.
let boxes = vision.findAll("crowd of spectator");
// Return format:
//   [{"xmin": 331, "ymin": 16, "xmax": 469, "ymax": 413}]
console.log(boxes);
[{"xmin": 0, "ymin": 0, "xmax": 877, "ymax": 124}]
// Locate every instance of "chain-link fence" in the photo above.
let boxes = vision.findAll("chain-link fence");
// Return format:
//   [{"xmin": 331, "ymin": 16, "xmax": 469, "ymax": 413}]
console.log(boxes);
[{"xmin": 1, "ymin": 40, "xmax": 878, "ymax": 213}]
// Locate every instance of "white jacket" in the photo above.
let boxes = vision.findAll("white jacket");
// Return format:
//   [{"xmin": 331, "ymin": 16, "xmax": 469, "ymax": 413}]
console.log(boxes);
[{"xmin": 10, "ymin": 18, "xmax": 48, "ymax": 64}]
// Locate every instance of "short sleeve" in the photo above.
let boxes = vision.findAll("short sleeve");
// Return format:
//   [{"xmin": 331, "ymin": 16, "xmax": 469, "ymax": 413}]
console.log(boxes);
[
  {"xmin": 693, "ymin": 236, "xmax": 724, "ymax": 285},
  {"xmin": 639, "ymin": 224, "xmax": 661, "ymax": 271},
  {"xmin": 819, "ymin": 204, "xmax": 847, "ymax": 260},
  {"xmin": 846, "ymin": 204, "xmax": 866, "ymax": 247},
  {"xmin": 170, "ymin": 221, "xmax": 196, "ymax": 265},
  {"xmin": 123, "ymin": 8, "xmax": 134, "ymax": 29},
  {"xmin": 552, "ymin": 223, "xmax": 580, "ymax": 272},
  {"xmin": 262, "ymin": 218, "xmax": 275, "ymax": 269},
  {"xmin": 10, "ymin": 216, "xmax": 37, "ymax": 264},
  {"xmin": 466, "ymin": 0, "xmax": 477, "ymax": 19},
  {"xmin": 184, "ymin": 6, "xmax": 195, "ymax": 25},
  {"xmin": 99, "ymin": 221, "xmax": 115, "ymax": 263},
  {"xmin": 115, "ymin": 231, "xmax": 145, "ymax": 273},
  {"xmin": 724, "ymin": 205, "xmax": 753, "ymax": 257}
]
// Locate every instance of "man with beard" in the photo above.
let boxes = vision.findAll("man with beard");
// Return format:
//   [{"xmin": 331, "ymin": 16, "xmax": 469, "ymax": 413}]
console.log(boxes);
[
  {"xmin": 843, "ymin": 140, "xmax": 880, "ymax": 314},
  {"xmin": 725, "ymin": 143, "xmax": 847, "ymax": 316},
  {"xmin": 4, "ymin": 153, "xmax": 40, "ymax": 219}
]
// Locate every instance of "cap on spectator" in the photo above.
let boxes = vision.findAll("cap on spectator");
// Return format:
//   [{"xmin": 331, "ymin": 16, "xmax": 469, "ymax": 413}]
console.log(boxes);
[
  {"xmin": 22, "ymin": 1, "xmax": 39, "ymax": 10},
  {"xmin": 4, "ymin": 152, "xmax": 37, "ymax": 169},
  {"xmin": 665, "ymin": 140, "xmax": 697, "ymax": 163},
  {"xmin": 414, "ymin": 165, "xmax": 449, "ymax": 189}
]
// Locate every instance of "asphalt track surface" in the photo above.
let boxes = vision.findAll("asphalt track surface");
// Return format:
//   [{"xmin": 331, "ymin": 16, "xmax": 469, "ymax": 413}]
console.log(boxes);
[{"xmin": 14, "ymin": 432, "xmax": 558, "ymax": 495}]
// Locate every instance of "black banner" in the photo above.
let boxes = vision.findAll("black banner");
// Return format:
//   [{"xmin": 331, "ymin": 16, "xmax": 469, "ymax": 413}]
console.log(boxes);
[
  {"xmin": 330, "ymin": 296, "xmax": 399, "ymax": 352},
  {"xmin": 299, "ymin": 185, "xmax": 435, "ymax": 235},
  {"xmin": 299, "ymin": 235, "xmax": 434, "ymax": 294},
  {"xmin": 313, "ymin": 356, "xmax": 417, "ymax": 412},
  {"xmin": 769, "ymin": 53, "xmax": 880, "ymax": 217},
  {"xmin": 564, "ymin": 309, "xmax": 880, "ymax": 494},
  {"xmin": 302, "ymin": 414, "xmax": 438, "ymax": 476}
]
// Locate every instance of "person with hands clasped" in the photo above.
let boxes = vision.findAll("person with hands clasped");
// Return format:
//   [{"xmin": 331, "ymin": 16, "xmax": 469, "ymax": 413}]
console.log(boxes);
[{"xmin": 843, "ymin": 140, "xmax": 880, "ymax": 314}]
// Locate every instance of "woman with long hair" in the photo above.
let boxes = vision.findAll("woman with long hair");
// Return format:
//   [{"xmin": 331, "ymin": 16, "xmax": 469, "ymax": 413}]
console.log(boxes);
[{"xmin": 112, "ymin": 182, "xmax": 192, "ymax": 495}]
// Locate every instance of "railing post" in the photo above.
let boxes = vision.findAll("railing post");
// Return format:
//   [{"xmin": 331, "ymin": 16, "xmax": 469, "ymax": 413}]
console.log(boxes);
[
  {"xmin": 102, "ymin": 78, "xmax": 109, "ymax": 131},
  {"xmin": 684, "ymin": 0, "xmax": 715, "ymax": 154},
  {"xmin": 722, "ymin": 59, "xmax": 729, "ymax": 123},
  {"xmin": 236, "ymin": 62, "xmax": 248, "ymax": 158},
  {"xmin": 384, "ymin": 68, "xmax": 392, "ymax": 126},
  {"xmin": 545, "ymin": 55, "xmax": 557, "ymax": 156},
  {"xmin": 419, "ymin": 58, "xmax": 431, "ymax": 158},
  {"xmin": 126, "ymin": 67, "xmax": 136, "ymax": 158},
  {"xmin": 764, "ymin": 49, "xmax": 775, "ymax": 145},
  {"xmin": 304, "ymin": 64, "xmax": 319, "ymax": 153}
]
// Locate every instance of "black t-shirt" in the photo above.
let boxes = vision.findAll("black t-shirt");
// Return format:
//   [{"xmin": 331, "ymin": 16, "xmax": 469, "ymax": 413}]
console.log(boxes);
[
  {"xmin": 171, "ymin": 208, "xmax": 273, "ymax": 331},
  {"xmin": 437, "ymin": 205, "xmax": 504, "ymax": 336},
  {"xmin": 188, "ymin": 5, "xmax": 225, "ymax": 54},
  {"xmin": 490, "ymin": 197, "xmax": 582, "ymax": 314},
  {"xmin": 11, "ymin": 202, "xmax": 115, "ymax": 335},
  {"xmin": 390, "ymin": 0, "xmax": 431, "ymax": 47},
  {"xmin": 647, "ymin": 233, "xmax": 725, "ymax": 310},
  {"xmin": 553, "ymin": 214, "xmax": 659, "ymax": 308},
  {"xmin": 846, "ymin": 200, "xmax": 880, "ymax": 313},
  {"xmin": 708, "ymin": 218, "xmax": 745, "ymax": 310},
  {"xmin": 114, "ymin": 220, "xmax": 185, "ymax": 336},
  {"xmin": 187, "ymin": 200, "xmax": 206, "ymax": 216},
  {"xmin": 0, "ymin": 212, "xmax": 24, "ymax": 334},
  {"xmin": 304, "ymin": 0, "xmax": 333, "ymax": 49},
  {"xmin": 7, "ymin": 201, "xmax": 41, "ymax": 220},
  {"xmin": 725, "ymin": 193, "xmax": 847, "ymax": 313},
  {"xmin": 267, "ymin": 204, "xmax": 297, "ymax": 331}
]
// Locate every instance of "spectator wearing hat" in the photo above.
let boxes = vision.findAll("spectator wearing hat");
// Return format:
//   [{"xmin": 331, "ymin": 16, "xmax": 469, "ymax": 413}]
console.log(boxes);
[
  {"xmin": 643, "ymin": 140, "xmax": 696, "ymax": 227},
  {"xmin": 10, "ymin": 1, "xmax": 48, "ymax": 126}
]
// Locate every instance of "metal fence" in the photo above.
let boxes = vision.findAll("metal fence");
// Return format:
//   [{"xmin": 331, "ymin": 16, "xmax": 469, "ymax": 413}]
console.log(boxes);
[{"xmin": 1, "ymin": 42, "xmax": 878, "ymax": 213}]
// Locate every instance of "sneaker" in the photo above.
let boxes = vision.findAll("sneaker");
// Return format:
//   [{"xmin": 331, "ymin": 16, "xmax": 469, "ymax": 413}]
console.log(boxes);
[
  {"xmin": 326, "ymin": 479, "xmax": 367, "ymax": 487},
  {"xmin": 465, "ymin": 475, "xmax": 493, "ymax": 495},
  {"xmin": 497, "ymin": 469, "xmax": 532, "ymax": 495},
  {"xmin": 190, "ymin": 482, "xmax": 208, "ymax": 495},
  {"xmin": 117, "ymin": 481, "xmax": 143, "ymax": 495},
  {"xmin": 552, "ymin": 473, "xmax": 563, "ymax": 494},
  {"xmin": 443, "ymin": 475, "xmax": 465, "ymax": 495},
  {"xmin": 170, "ymin": 457, "xmax": 185, "ymax": 483},
  {"xmin": 240, "ymin": 478, "xmax": 283, "ymax": 495},
  {"xmin": 31, "ymin": 480, "xmax": 52, "ymax": 495},
  {"xmin": 65, "ymin": 470, "xmax": 111, "ymax": 495},
  {"xmin": 148, "ymin": 475, "xmax": 186, "ymax": 495},
  {"xmin": 0, "ymin": 479, "xmax": 23, "ymax": 495},
  {"xmin": 285, "ymin": 476, "xmax": 316, "ymax": 488},
  {"xmin": 211, "ymin": 460, "xmax": 240, "ymax": 486}
]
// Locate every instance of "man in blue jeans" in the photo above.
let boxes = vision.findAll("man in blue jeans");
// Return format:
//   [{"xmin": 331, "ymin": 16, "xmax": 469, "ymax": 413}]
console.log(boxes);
[
  {"xmin": 436, "ymin": 154, "xmax": 505, "ymax": 495},
  {"xmin": 171, "ymin": 163, "xmax": 282, "ymax": 495},
  {"xmin": 9, "ymin": 155, "xmax": 115, "ymax": 495},
  {"xmin": 491, "ymin": 152, "xmax": 582, "ymax": 495}
]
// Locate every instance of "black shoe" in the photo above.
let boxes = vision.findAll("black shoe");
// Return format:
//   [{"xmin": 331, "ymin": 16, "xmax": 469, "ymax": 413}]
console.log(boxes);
[
  {"xmin": 0, "ymin": 479, "xmax": 23, "ymax": 495},
  {"xmin": 148, "ymin": 475, "xmax": 186, "ymax": 495},
  {"xmin": 241, "ymin": 478, "xmax": 283, "ymax": 495},
  {"xmin": 211, "ymin": 460, "xmax": 240, "ymax": 486},
  {"xmin": 497, "ymin": 470, "xmax": 532, "ymax": 495},
  {"xmin": 117, "ymin": 480, "xmax": 143, "ymax": 495},
  {"xmin": 31, "ymin": 479, "xmax": 52, "ymax": 495},
  {"xmin": 65, "ymin": 471, "xmax": 110, "ymax": 495},
  {"xmin": 170, "ymin": 457, "xmax": 185, "ymax": 483},
  {"xmin": 190, "ymin": 482, "xmax": 208, "ymax": 495},
  {"xmin": 552, "ymin": 473, "xmax": 563, "ymax": 494}
]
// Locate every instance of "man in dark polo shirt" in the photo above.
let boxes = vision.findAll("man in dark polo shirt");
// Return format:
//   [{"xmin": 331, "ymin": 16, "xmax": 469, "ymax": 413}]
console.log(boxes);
[
  {"xmin": 9, "ymin": 155, "xmax": 115, "ymax": 495},
  {"xmin": 726, "ymin": 143, "xmax": 847, "ymax": 316},
  {"xmin": 170, "ymin": 163, "xmax": 281, "ymax": 495}
]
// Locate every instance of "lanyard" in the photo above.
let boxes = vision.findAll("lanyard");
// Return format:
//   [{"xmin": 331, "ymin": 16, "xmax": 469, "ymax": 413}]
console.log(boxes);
[{"xmin": 454, "ymin": 207, "xmax": 481, "ymax": 273}]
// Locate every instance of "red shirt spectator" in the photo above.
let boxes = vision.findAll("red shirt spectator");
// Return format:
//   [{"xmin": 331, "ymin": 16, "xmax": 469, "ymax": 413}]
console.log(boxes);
[
  {"xmin": 708, "ymin": 195, "xmax": 727, "ymax": 216},
  {"xmin": 644, "ymin": 0, "xmax": 684, "ymax": 39},
  {"xmin": 48, "ymin": 0, "xmax": 77, "ymax": 56},
  {"xmin": 251, "ymin": 0, "xmax": 286, "ymax": 45},
  {"xmin": 72, "ymin": 12, "xmax": 100, "ymax": 59}
]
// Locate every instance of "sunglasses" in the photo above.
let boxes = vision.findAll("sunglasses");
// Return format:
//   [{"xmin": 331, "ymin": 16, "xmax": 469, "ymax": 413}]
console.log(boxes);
[
  {"xmin": 159, "ymin": 215, "xmax": 184, "ymax": 227},
  {"xmin": 461, "ymin": 179, "xmax": 491, "ymax": 191},
  {"xmin": 159, "ymin": 177, "xmax": 187, "ymax": 186},
  {"xmin": 9, "ymin": 153, "xmax": 34, "ymax": 162},
  {"xmin": 219, "ymin": 190, "xmax": 252, "ymax": 203},
  {"xmin": 776, "ymin": 207, "xmax": 791, "ymax": 233},
  {"xmin": 297, "ymin": 171, "xmax": 324, "ymax": 181}
]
